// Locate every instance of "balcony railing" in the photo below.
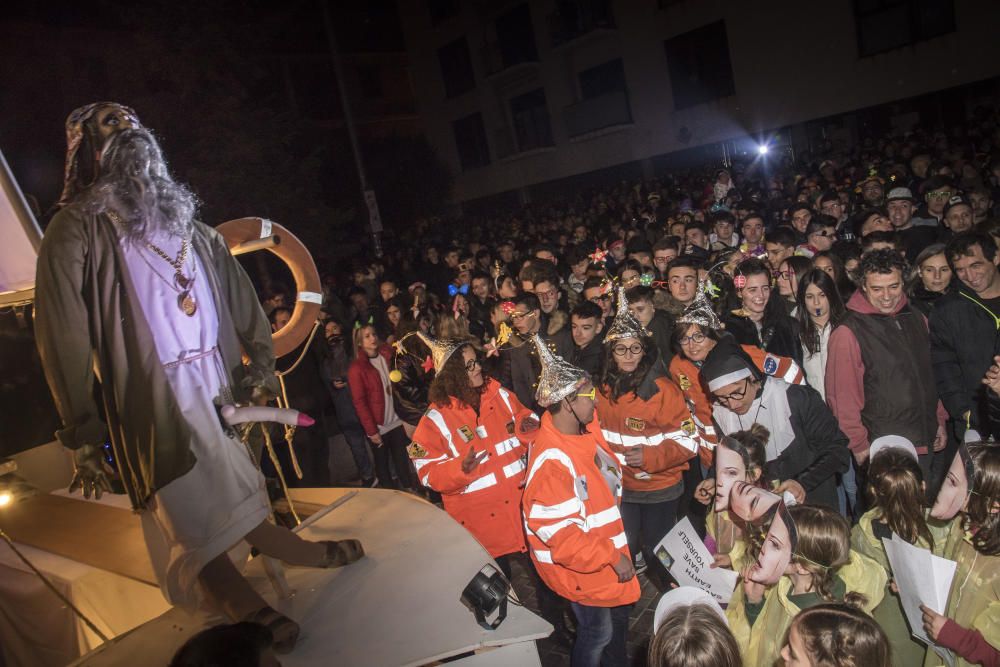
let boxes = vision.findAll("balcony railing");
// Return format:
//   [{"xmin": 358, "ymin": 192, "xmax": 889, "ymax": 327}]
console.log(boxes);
[
  {"xmin": 564, "ymin": 90, "xmax": 632, "ymax": 138},
  {"xmin": 548, "ymin": 0, "xmax": 616, "ymax": 48}
]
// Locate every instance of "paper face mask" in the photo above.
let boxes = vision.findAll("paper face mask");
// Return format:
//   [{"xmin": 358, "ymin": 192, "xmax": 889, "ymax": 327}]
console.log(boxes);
[
  {"xmin": 747, "ymin": 502, "xmax": 798, "ymax": 586},
  {"xmin": 728, "ymin": 480, "xmax": 781, "ymax": 523},
  {"xmin": 714, "ymin": 438, "xmax": 747, "ymax": 512},
  {"xmin": 931, "ymin": 444, "xmax": 974, "ymax": 520}
]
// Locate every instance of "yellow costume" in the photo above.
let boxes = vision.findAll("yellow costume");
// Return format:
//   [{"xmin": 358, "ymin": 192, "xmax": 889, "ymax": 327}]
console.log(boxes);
[
  {"xmin": 727, "ymin": 549, "xmax": 886, "ymax": 667},
  {"xmin": 925, "ymin": 521, "xmax": 1000, "ymax": 667},
  {"xmin": 851, "ymin": 509, "xmax": 950, "ymax": 667}
]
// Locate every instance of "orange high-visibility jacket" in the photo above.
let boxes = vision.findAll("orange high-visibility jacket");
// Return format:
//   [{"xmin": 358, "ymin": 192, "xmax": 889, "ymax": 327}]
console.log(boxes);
[
  {"xmin": 409, "ymin": 378, "xmax": 533, "ymax": 558},
  {"xmin": 670, "ymin": 344, "xmax": 804, "ymax": 463},
  {"xmin": 522, "ymin": 413, "xmax": 640, "ymax": 607},
  {"xmin": 596, "ymin": 374, "xmax": 700, "ymax": 493}
]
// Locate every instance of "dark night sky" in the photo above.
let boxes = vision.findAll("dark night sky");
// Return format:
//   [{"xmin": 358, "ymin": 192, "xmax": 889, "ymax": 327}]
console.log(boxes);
[{"xmin": 0, "ymin": 0, "xmax": 406, "ymax": 218}]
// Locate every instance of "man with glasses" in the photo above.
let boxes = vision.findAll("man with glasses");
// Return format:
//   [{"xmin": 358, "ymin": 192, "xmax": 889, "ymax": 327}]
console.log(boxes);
[
  {"xmin": 583, "ymin": 277, "xmax": 615, "ymax": 323},
  {"xmin": 700, "ymin": 340, "xmax": 848, "ymax": 510},
  {"xmin": 502, "ymin": 293, "xmax": 572, "ymax": 412},
  {"xmin": 912, "ymin": 175, "xmax": 955, "ymax": 227}
]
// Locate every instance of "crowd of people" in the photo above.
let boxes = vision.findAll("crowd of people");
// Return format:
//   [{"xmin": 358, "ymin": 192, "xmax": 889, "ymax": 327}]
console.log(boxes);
[{"xmin": 252, "ymin": 113, "xmax": 1000, "ymax": 667}]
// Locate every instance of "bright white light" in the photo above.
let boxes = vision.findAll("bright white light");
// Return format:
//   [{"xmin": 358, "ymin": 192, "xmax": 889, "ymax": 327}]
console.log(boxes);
[
  {"xmin": 757, "ymin": 144, "xmax": 769, "ymax": 155},
  {"xmin": 0, "ymin": 492, "xmax": 11, "ymax": 508}
]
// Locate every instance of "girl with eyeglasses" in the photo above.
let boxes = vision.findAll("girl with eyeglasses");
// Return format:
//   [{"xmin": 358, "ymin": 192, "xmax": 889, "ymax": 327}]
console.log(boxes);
[
  {"xmin": 409, "ymin": 340, "xmax": 540, "ymax": 582},
  {"xmin": 596, "ymin": 293, "xmax": 703, "ymax": 576}
]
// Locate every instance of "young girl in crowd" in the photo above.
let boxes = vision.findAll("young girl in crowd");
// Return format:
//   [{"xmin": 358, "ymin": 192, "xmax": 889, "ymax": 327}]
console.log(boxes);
[
  {"xmin": 647, "ymin": 589, "xmax": 742, "ymax": 667},
  {"xmin": 922, "ymin": 442, "xmax": 1000, "ymax": 667},
  {"xmin": 851, "ymin": 440, "xmax": 941, "ymax": 666},
  {"xmin": 782, "ymin": 603, "xmax": 893, "ymax": 667},
  {"xmin": 727, "ymin": 504, "xmax": 885, "ymax": 667},
  {"xmin": 705, "ymin": 426, "xmax": 768, "ymax": 571}
]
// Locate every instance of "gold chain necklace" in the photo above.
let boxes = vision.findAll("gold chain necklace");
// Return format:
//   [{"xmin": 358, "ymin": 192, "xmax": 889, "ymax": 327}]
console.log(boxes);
[{"xmin": 107, "ymin": 210, "xmax": 198, "ymax": 316}]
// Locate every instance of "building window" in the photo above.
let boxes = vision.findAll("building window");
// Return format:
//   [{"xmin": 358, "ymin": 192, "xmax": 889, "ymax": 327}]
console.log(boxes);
[
  {"xmin": 510, "ymin": 88, "xmax": 553, "ymax": 152},
  {"xmin": 453, "ymin": 113, "xmax": 490, "ymax": 170},
  {"xmin": 438, "ymin": 38, "xmax": 475, "ymax": 99},
  {"xmin": 496, "ymin": 4, "xmax": 538, "ymax": 69},
  {"xmin": 853, "ymin": 0, "xmax": 956, "ymax": 57},
  {"xmin": 663, "ymin": 20, "xmax": 736, "ymax": 111},
  {"xmin": 579, "ymin": 58, "xmax": 628, "ymax": 100},
  {"xmin": 427, "ymin": 0, "xmax": 459, "ymax": 25}
]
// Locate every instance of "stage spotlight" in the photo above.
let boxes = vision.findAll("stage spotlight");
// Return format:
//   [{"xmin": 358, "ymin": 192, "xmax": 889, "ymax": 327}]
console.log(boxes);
[{"xmin": 757, "ymin": 144, "xmax": 769, "ymax": 156}]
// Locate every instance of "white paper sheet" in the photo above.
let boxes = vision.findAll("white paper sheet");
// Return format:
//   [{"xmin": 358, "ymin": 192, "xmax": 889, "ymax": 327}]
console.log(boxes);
[
  {"xmin": 653, "ymin": 517, "xmax": 739, "ymax": 604},
  {"xmin": 882, "ymin": 533, "xmax": 957, "ymax": 667}
]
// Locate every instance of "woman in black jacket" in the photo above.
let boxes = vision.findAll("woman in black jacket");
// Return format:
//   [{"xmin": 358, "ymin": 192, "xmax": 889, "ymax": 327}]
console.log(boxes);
[
  {"xmin": 391, "ymin": 313, "xmax": 435, "ymax": 437},
  {"xmin": 723, "ymin": 258, "xmax": 803, "ymax": 365}
]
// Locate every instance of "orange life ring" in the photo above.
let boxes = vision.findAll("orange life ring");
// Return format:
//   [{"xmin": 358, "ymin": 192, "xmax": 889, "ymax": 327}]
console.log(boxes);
[{"xmin": 215, "ymin": 217, "xmax": 322, "ymax": 358}]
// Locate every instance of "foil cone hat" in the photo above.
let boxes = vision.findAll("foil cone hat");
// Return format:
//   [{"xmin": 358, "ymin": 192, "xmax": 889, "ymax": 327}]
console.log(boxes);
[
  {"xmin": 532, "ymin": 334, "xmax": 589, "ymax": 407},
  {"xmin": 415, "ymin": 331, "xmax": 463, "ymax": 373},
  {"xmin": 678, "ymin": 280, "xmax": 724, "ymax": 331},
  {"xmin": 604, "ymin": 286, "xmax": 651, "ymax": 343}
]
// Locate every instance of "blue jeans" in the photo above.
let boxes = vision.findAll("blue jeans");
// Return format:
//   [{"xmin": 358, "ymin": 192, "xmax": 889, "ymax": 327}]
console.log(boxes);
[
  {"xmin": 838, "ymin": 460, "xmax": 858, "ymax": 519},
  {"xmin": 569, "ymin": 602, "xmax": 631, "ymax": 667},
  {"xmin": 331, "ymin": 386, "xmax": 373, "ymax": 480}
]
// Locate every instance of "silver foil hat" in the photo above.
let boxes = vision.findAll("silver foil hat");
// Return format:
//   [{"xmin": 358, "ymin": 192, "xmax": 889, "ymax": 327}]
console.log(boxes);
[
  {"xmin": 532, "ymin": 334, "xmax": 589, "ymax": 407},
  {"xmin": 678, "ymin": 280, "xmax": 724, "ymax": 331},
  {"xmin": 604, "ymin": 285, "xmax": 651, "ymax": 343}
]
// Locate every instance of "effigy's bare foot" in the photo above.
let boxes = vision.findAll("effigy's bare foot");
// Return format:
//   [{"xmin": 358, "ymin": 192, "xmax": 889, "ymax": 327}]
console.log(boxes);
[
  {"xmin": 244, "ymin": 605, "xmax": 300, "ymax": 654},
  {"xmin": 317, "ymin": 539, "xmax": 365, "ymax": 568}
]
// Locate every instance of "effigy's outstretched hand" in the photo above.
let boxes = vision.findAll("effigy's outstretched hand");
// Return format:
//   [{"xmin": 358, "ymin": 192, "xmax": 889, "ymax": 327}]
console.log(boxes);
[{"xmin": 68, "ymin": 444, "xmax": 113, "ymax": 500}]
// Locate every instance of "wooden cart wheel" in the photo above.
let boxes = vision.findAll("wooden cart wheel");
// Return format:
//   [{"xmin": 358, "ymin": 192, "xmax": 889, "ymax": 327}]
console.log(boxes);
[{"xmin": 216, "ymin": 217, "xmax": 321, "ymax": 358}]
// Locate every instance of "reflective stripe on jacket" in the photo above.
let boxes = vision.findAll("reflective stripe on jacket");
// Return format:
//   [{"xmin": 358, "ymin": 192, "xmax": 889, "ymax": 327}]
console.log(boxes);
[
  {"xmin": 409, "ymin": 379, "xmax": 532, "ymax": 557},
  {"xmin": 597, "ymin": 375, "xmax": 699, "ymax": 492},
  {"xmin": 522, "ymin": 413, "xmax": 640, "ymax": 607}
]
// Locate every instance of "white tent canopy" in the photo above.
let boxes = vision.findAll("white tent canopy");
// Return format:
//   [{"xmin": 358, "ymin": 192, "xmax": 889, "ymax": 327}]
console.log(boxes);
[{"xmin": 0, "ymin": 148, "xmax": 42, "ymax": 306}]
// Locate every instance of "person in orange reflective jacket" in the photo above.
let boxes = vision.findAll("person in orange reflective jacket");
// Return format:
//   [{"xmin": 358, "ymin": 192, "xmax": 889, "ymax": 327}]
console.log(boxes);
[
  {"xmin": 522, "ymin": 334, "xmax": 639, "ymax": 667},
  {"xmin": 597, "ymin": 288, "xmax": 701, "ymax": 573},
  {"xmin": 407, "ymin": 335, "xmax": 534, "ymax": 560}
]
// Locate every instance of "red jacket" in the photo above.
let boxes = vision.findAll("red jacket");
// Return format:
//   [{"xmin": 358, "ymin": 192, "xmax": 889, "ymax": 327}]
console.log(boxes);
[
  {"xmin": 347, "ymin": 344, "xmax": 395, "ymax": 438},
  {"xmin": 522, "ymin": 413, "xmax": 640, "ymax": 607},
  {"xmin": 409, "ymin": 379, "xmax": 533, "ymax": 558}
]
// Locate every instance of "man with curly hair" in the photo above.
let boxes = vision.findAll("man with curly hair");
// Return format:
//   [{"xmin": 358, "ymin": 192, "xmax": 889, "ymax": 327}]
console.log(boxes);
[{"xmin": 825, "ymin": 249, "xmax": 948, "ymax": 479}]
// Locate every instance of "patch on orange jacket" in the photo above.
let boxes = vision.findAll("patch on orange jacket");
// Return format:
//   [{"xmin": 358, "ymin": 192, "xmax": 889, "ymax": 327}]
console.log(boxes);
[
  {"xmin": 407, "ymin": 442, "xmax": 428, "ymax": 458},
  {"xmin": 678, "ymin": 373, "xmax": 692, "ymax": 390},
  {"xmin": 625, "ymin": 417, "xmax": 645, "ymax": 431}
]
